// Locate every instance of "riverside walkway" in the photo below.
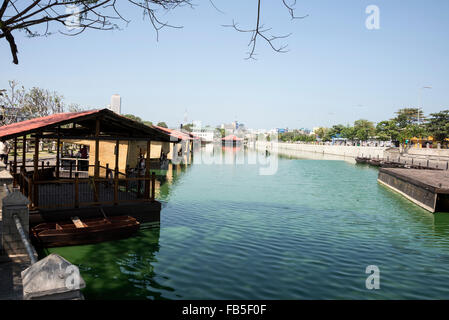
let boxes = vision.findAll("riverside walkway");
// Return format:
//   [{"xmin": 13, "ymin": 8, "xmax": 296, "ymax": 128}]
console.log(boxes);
[{"xmin": 0, "ymin": 167, "xmax": 26, "ymax": 300}]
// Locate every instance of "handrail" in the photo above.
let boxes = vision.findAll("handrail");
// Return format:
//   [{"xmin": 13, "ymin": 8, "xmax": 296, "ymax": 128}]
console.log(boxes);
[
  {"xmin": 3, "ymin": 184, "xmax": 37, "ymax": 264},
  {"xmin": 13, "ymin": 214, "xmax": 37, "ymax": 264}
]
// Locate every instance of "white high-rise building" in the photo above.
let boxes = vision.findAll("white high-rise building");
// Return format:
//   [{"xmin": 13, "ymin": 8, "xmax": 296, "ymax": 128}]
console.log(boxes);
[{"xmin": 110, "ymin": 94, "xmax": 121, "ymax": 114}]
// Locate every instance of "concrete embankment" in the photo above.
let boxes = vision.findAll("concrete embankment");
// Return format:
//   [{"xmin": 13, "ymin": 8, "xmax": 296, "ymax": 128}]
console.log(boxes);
[{"xmin": 255, "ymin": 142, "xmax": 386, "ymax": 159}]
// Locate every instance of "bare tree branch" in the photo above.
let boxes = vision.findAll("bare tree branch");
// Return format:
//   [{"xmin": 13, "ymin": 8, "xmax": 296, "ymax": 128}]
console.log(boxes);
[
  {"xmin": 224, "ymin": 0, "xmax": 308, "ymax": 59},
  {"xmin": 0, "ymin": 0, "xmax": 306, "ymax": 64}
]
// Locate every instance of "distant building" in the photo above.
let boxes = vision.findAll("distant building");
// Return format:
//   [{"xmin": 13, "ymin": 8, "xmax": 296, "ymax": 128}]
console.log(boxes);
[
  {"xmin": 191, "ymin": 121, "xmax": 214, "ymax": 143},
  {"xmin": 110, "ymin": 94, "xmax": 121, "ymax": 114}
]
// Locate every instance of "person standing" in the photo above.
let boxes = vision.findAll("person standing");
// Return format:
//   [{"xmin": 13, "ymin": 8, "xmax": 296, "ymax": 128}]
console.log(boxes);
[{"xmin": 0, "ymin": 140, "xmax": 9, "ymax": 167}]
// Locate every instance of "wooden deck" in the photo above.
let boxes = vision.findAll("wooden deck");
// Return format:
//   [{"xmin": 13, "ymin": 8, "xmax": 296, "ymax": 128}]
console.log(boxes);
[{"xmin": 378, "ymin": 168, "xmax": 449, "ymax": 213}]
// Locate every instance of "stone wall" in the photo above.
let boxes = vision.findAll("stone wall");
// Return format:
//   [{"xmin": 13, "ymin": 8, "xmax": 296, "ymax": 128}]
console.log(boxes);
[
  {"xmin": 378, "ymin": 170, "xmax": 437, "ymax": 212},
  {"xmin": 255, "ymin": 141, "xmax": 386, "ymax": 159}
]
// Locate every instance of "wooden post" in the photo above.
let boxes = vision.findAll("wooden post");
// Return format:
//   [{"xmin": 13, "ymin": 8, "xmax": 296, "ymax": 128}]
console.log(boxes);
[
  {"xmin": 13, "ymin": 137, "xmax": 17, "ymax": 186},
  {"xmin": 115, "ymin": 140, "xmax": 119, "ymax": 175},
  {"xmin": 151, "ymin": 172, "xmax": 155, "ymax": 202},
  {"xmin": 94, "ymin": 118, "xmax": 100, "ymax": 202},
  {"xmin": 32, "ymin": 156, "xmax": 39, "ymax": 208},
  {"xmin": 33, "ymin": 135, "xmax": 39, "ymax": 207},
  {"xmin": 41, "ymin": 161, "xmax": 44, "ymax": 171},
  {"xmin": 75, "ymin": 172, "xmax": 79, "ymax": 208},
  {"xmin": 125, "ymin": 164, "xmax": 129, "ymax": 193},
  {"xmin": 114, "ymin": 139, "xmax": 119, "ymax": 206},
  {"xmin": 137, "ymin": 176, "xmax": 141, "ymax": 198},
  {"xmin": 56, "ymin": 128, "xmax": 60, "ymax": 179},
  {"xmin": 94, "ymin": 161, "xmax": 100, "ymax": 202},
  {"xmin": 95, "ymin": 117, "xmax": 100, "ymax": 175},
  {"xmin": 69, "ymin": 161, "xmax": 73, "ymax": 179},
  {"xmin": 145, "ymin": 141, "xmax": 151, "ymax": 199},
  {"xmin": 114, "ymin": 174, "xmax": 118, "ymax": 206},
  {"xmin": 22, "ymin": 136, "xmax": 26, "ymax": 169},
  {"xmin": 28, "ymin": 175, "xmax": 33, "ymax": 207},
  {"xmin": 19, "ymin": 167, "xmax": 24, "ymax": 193},
  {"xmin": 33, "ymin": 136, "xmax": 39, "ymax": 177}
]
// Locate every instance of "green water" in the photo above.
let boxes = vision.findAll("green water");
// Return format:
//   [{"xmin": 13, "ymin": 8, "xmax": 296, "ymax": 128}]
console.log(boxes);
[{"xmin": 45, "ymin": 149, "xmax": 449, "ymax": 299}]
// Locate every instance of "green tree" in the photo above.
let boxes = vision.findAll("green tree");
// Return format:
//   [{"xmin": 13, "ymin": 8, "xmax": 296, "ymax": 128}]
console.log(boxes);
[
  {"xmin": 398, "ymin": 124, "xmax": 428, "ymax": 144},
  {"xmin": 376, "ymin": 120, "xmax": 399, "ymax": 141},
  {"xmin": 156, "ymin": 122, "xmax": 168, "ymax": 128},
  {"xmin": 394, "ymin": 108, "xmax": 425, "ymax": 127},
  {"xmin": 181, "ymin": 123, "xmax": 194, "ymax": 132},
  {"xmin": 314, "ymin": 127, "xmax": 330, "ymax": 141},
  {"xmin": 215, "ymin": 128, "xmax": 225, "ymax": 138},
  {"xmin": 341, "ymin": 126, "xmax": 356, "ymax": 141},
  {"xmin": 426, "ymin": 110, "xmax": 449, "ymax": 144},
  {"xmin": 354, "ymin": 119, "xmax": 375, "ymax": 141},
  {"xmin": 123, "ymin": 114, "xmax": 142, "ymax": 122},
  {"xmin": 328, "ymin": 124, "xmax": 345, "ymax": 137}
]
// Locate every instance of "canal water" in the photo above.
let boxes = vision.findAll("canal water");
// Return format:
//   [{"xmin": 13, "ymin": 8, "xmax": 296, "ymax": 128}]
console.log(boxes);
[{"xmin": 45, "ymin": 147, "xmax": 449, "ymax": 299}]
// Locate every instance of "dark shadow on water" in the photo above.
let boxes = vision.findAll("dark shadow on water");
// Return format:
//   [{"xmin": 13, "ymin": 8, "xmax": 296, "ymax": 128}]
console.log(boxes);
[
  {"xmin": 42, "ymin": 226, "xmax": 176, "ymax": 300},
  {"xmin": 434, "ymin": 213, "xmax": 449, "ymax": 237}
]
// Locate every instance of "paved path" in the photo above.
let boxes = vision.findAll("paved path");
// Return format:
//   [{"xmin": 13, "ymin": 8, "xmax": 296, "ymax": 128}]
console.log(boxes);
[{"xmin": 0, "ymin": 168, "xmax": 26, "ymax": 300}]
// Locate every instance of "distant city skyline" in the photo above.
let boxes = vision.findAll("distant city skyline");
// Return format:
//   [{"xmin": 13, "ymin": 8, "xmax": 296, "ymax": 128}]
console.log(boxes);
[{"xmin": 1, "ymin": 1, "xmax": 448, "ymax": 130}]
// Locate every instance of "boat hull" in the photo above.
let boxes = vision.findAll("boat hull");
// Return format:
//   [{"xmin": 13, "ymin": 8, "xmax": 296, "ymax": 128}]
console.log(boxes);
[{"xmin": 31, "ymin": 216, "xmax": 140, "ymax": 247}]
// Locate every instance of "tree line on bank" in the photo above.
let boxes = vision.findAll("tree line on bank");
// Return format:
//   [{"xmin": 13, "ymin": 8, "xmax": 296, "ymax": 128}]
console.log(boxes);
[{"xmin": 280, "ymin": 108, "xmax": 449, "ymax": 146}]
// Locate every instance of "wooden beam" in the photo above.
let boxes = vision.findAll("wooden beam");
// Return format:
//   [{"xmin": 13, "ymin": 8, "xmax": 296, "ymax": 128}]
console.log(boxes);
[
  {"xmin": 114, "ymin": 141, "xmax": 119, "ymax": 206},
  {"xmin": 115, "ymin": 139, "xmax": 119, "ymax": 175},
  {"xmin": 94, "ymin": 117, "xmax": 100, "ymax": 202},
  {"xmin": 22, "ymin": 135, "xmax": 26, "ymax": 169},
  {"xmin": 34, "ymin": 135, "xmax": 39, "ymax": 179},
  {"xmin": 145, "ymin": 140, "xmax": 151, "ymax": 199},
  {"xmin": 94, "ymin": 118, "xmax": 100, "ymax": 178},
  {"xmin": 13, "ymin": 137, "xmax": 17, "ymax": 187},
  {"xmin": 33, "ymin": 135, "xmax": 39, "ymax": 208},
  {"xmin": 56, "ymin": 128, "xmax": 60, "ymax": 179}
]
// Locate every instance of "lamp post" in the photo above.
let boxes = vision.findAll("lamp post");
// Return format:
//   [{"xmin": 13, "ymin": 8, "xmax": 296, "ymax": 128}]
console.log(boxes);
[{"xmin": 418, "ymin": 86, "xmax": 432, "ymax": 125}]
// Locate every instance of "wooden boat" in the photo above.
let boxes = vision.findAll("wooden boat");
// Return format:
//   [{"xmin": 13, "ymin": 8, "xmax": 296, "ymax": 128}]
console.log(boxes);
[
  {"xmin": 367, "ymin": 159, "xmax": 382, "ymax": 167},
  {"xmin": 355, "ymin": 157, "xmax": 369, "ymax": 164},
  {"xmin": 31, "ymin": 216, "xmax": 140, "ymax": 247}
]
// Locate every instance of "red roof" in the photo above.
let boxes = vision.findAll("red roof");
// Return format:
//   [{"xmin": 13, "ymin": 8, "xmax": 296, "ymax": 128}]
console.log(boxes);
[
  {"xmin": 154, "ymin": 126, "xmax": 193, "ymax": 140},
  {"xmin": 222, "ymin": 135, "xmax": 243, "ymax": 141},
  {"xmin": 0, "ymin": 109, "xmax": 100, "ymax": 139}
]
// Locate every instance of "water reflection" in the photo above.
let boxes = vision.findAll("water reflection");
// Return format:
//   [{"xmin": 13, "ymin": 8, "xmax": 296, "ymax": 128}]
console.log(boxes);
[{"xmin": 46, "ymin": 226, "xmax": 175, "ymax": 299}]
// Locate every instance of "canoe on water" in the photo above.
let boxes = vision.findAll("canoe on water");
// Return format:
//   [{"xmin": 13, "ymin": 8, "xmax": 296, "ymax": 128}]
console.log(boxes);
[{"xmin": 31, "ymin": 216, "xmax": 140, "ymax": 247}]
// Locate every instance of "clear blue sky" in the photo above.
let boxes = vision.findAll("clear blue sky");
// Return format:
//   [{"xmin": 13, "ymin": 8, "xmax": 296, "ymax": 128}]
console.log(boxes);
[{"xmin": 1, "ymin": 0, "xmax": 449, "ymax": 129}]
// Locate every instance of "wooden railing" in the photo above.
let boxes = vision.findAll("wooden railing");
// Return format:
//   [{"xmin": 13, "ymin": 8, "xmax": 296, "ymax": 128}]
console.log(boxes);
[{"xmin": 11, "ymin": 162, "xmax": 156, "ymax": 210}]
